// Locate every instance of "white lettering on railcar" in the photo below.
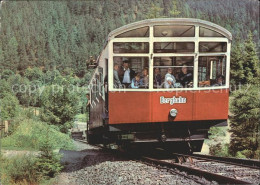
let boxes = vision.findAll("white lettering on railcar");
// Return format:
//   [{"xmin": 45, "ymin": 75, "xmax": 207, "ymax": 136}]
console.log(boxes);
[{"xmin": 160, "ymin": 96, "xmax": 187, "ymax": 105}]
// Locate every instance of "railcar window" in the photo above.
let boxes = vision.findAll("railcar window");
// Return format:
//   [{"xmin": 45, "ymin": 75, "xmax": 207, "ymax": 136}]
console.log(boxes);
[
  {"xmin": 91, "ymin": 79, "xmax": 96, "ymax": 103},
  {"xmin": 153, "ymin": 56, "xmax": 194, "ymax": 88},
  {"xmin": 198, "ymin": 56, "xmax": 226, "ymax": 87},
  {"xmin": 199, "ymin": 27, "xmax": 225, "ymax": 37},
  {"xmin": 199, "ymin": 42, "xmax": 227, "ymax": 52},
  {"xmin": 154, "ymin": 42, "xmax": 195, "ymax": 53},
  {"xmin": 154, "ymin": 25, "xmax": 195, "ymax": 37},
  {"xmin": 113, "ymin": 57, "xmax": 149, "ymax": 89},
  {"xmin": 113, "ymin": 42, "xmax": 149, "ymax": 53},
  {"xmin": 98, "ymin": 67, "xmax": 104, "ymax": 97},
  {"xmin": 95, "ymin": 75, "xmax": 99, "ymax": 98},
  {"xmin": 115, "ymin": 26, "xmax": 149, "ymax": 38}
]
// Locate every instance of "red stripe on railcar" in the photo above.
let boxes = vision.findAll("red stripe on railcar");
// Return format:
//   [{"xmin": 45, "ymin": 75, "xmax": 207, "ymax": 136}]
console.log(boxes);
[{"xmin": 109, "ymin": 89, "xmax": 229, "ymax": 124}]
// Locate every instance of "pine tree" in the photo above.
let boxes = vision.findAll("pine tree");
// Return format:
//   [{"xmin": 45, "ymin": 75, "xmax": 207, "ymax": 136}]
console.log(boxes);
[
  {"xmin": 230, "ymin": 42, "xmax": 245, "ymax": 87},
  {"xmin": 146, "ymin": 1, "xmax": 164, "ymax": 19},
  {"xmin": 169, "ymin": 0, "xmax": 181, "ymax": 17},
  {"xmin": 243, "ymin": 32, "xmax": 260, "ymax": 84},
  {"xmin": 229, "ymin": 84, "xmax": 260, "ymax": 158}
]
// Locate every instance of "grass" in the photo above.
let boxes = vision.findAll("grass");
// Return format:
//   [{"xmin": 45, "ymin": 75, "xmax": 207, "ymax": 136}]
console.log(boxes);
[
  {"xmin": 75, "ymin": 113, "xmax": 88, "ymax": 122},
  {"xmin": 1, "ymin": 118, "xmax": 75, "ymax": 151},
  {"xmin": 1, "ymin": 146, "xmax": 37, "ymax": 151}
]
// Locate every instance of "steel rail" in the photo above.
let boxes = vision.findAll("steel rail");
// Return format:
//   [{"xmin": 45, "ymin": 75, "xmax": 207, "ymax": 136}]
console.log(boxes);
[
  {"xmin": 190, "ymin": 153, "xmax": 260, "ymax": 169},
  {"xmin": 142, "ymin": 156, "xmax": 252, "ymax": 184}
]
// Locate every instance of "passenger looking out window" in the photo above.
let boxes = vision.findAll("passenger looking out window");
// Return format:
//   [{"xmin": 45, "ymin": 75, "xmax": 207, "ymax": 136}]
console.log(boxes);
[
  {"xmin": 153, "ymin": 56, "xmax": 194, "ymax": 89},
  {"xmin": 198, "ymin": 56, "xmax": 226, "ymax": 87},
  {"xmin": 141, "ymin": 68, "xmax": 149, "ymax": 88},
  {"xmin": 164, "ymin": 68, "xmax": 176, "ymax": 88},
  {"xmin": 165, "ymin": 76, "xmax": 175, "ymax": 88},
  {"xmin": 177, "ymin": 65, "xmax": 193, "ymax": 87},
  {"xmin": 154, "ymin": 67, "xmax": 162, "ymax": 87},
  {"xmin": 131, "ymin": 73, "xmax": 142, "ymax": 88},
  {"xmin": 118, "ymin": 60, "xmax": 135, "ymax": 87},
  {"xmin": 113, "ymin": 63, "xmax": 122, "ymax": 88},
  {"xmin": 113, "ymin": 57, "xmax": 149, "ymax": 89},
  {"xmin": 213, "ymin": 75, "xmax": 225, "ymax": 86}
]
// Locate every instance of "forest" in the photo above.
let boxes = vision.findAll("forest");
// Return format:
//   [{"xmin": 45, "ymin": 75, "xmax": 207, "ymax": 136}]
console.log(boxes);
[
  {"xmin": 0, "ymin": 0, "xmax": 259, "ymax": 184},
  {"xmin": 0, "ymin": 0, "xmax": 259, "ymax": 76}
]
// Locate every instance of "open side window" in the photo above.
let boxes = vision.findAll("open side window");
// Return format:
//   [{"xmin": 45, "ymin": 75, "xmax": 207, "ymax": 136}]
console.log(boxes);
[
  {"xmin": 198, "ymin": 56, "xmax": 226, "ymax": 87},
  {"xmin": 153, "ymin": 56, "xmax": 194, "ymax": 89}
]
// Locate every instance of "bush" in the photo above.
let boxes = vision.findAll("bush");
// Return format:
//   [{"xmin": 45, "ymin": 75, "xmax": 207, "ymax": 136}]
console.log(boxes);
[
  {"xmin": 0, "ymin": 155, "xmax": 40, "ymax": 185},
  {"xmin": 40, "ymin": 85, "xmax": 80, "ymax": 133},
  {"xmin": 229, "ymin": 84, "xmax": 260, "ymax": 158},
  {"xmin": 36, "ymin": 139, "xmax": 63, "ymax": 178},
  {"xmin": 0, "ymin": 93, "xmax": 20, "ymax": 120},
  {"xmin": 0, "ymin": 149, "xmax": 63, "ymax": 184},
  {"xmin": 0, "ymin": 69, "xmax": 14, "ymax": 80},
  {"xmin": 1, "ymin": 118, "xmax": 74, "ymax": 150},
  {"xmin": 209, "ymin": 143, "xmax": 231, "ymax": 157}
]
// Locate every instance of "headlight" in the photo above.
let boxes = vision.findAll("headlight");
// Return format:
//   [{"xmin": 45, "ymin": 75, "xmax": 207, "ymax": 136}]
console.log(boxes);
[{"xmin": 170, "ymin": 108, "xmax": 178, "ymax": 117}]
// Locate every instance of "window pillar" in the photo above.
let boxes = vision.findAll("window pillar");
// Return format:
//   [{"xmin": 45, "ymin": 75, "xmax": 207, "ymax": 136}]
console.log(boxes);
[
  {"xmin": 194, "ymin": 25, "xmax": 200, "ymax": 88},
  {"xmin": 149, "ymin": 26, "xmax": 154, "ymax": 90}
]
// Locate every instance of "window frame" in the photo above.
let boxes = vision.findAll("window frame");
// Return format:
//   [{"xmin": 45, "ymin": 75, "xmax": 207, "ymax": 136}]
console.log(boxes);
[
  {"xmin": 197, "ymin": 55, "xmax": 227, "ymax": 88},
  {"xmin": 153, "ymin": 42, "xmax": 195, "ymax": 53},
  {"xmin": 108, "ymin": 24, "xmax": 230, "ymax": 92},
  {"xmin": 154, "ymin": 25, "xmax": 195, "ymax": 37},
  {"xmin": 112, "ymin": 56, "xmax": 150, "ymax": 90}
]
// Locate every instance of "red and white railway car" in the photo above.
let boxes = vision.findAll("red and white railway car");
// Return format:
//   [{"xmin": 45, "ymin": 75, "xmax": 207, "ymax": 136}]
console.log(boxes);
[{"xmin": 88, "ymin": 18, "xmax": 232, "ymax": 152}]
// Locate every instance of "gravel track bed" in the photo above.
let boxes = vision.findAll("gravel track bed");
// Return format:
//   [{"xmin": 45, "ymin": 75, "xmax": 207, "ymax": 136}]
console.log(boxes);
[
  {"xmin": 164, "ymin": 159, "xmax": 260, "ymax": 184},
  {"xmin": 55, "ymin": 141, "xmax": 202, "ymax": 185}
]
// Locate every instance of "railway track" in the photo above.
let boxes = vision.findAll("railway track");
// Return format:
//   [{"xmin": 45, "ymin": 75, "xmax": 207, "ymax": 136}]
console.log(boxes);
[
  {"xmin": 141, "ymin": 150, "xmax": 260, "ymax": 184},
  {"xmin": 74, "ymin": 139, "xmax": 259, "ymax": 184},
  {"xmin": 141, "ymin": 156, "xmax": 258, "ymax": 184}
]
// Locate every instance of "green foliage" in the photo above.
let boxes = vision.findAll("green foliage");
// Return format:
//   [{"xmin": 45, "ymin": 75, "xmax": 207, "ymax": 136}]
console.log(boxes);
[
  {"xmin": 0, "ymin": 79, "xmax": 13, "ymax": 99},
  {"xmin": 146, "ymin": 1, "xmax": 164, "ymax": 19},
  {"xmin": 0, "ymin": 0, "xmax": 258, "ymax": 75},
  {"xmin": 169, "ymin": 0, "xmax": 181, "ymax": 17},
  {"xmin": 207, "ymin": 127, "xmax": 231, "ymax": 157},
  {"xmin": 230, "ymin": 43, "xmax": 245, "ymax": 87},
  {"xmin": 75, "ymin": 113, "xmax": 88, "ymax": 122},
  {"xmin": 209, "ymin": 143, "xmax": 231, "ymax": 157},
  {"xmin": 243, "ymin": 32, "xmax": 260, "ymax": 84},
  {"xmin": 230, "ymin": 33, "xmax": 259, "ymax": 87},
  {"xmin": 40, "ymin": 85, "xmax": 80, "ymax": 133},
  {"xmin": 25, "ymin": 67, "xmax": 44, "ymax": 82},
  {"xmin": 0, "ymin": 93, "xmax": 20, "ymax": 120},
  {"xmin": 0, "ymin": 155, "xmax": 40, "ymax": 185},
  {"xmin": 1, "ymin": 118, "xmax": 74, "ymax": 150},
  {"xmin": 229, "ymin": 84, "xmax": 260, "ymax": 158},
  {"xmin": 0, "ymin": 146, "xmax": 63, "ymax": 184},
  {"xmin": 0, "ymin": 69, "xmax": 14, "ymax": 80},
  {"xmin": 35, "ymin": 137, "xmax": 63, "ymax": 179}
]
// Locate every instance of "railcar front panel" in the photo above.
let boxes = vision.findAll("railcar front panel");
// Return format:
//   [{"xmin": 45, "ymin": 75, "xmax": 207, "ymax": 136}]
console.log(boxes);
[{"xmin": 109, "ymin": 89, "xmax": 229, "ymax": 124}]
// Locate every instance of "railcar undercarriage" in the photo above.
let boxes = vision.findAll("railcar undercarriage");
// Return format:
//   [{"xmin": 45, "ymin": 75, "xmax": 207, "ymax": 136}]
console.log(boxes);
[{"xmin": 87, "ymin": 120, "xmax": 227, "ymax": 153}]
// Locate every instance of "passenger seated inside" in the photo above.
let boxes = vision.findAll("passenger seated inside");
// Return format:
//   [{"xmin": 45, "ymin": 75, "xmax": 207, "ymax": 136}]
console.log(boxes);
[
  {"xmin": 141, "ymin": 68, "xmax": 149, "ymax": 88},
  {"xmin": 113, "ymin": 63, "xmax": 122, "ymax": 88},
  {"xmin": 131, "ymin": 73, "xmax": 142, "ymax": 89},
  {"xmin": 164, "ymin": 68, "xmax": 176, "ymax": 88},
  {"xmin": 118, "ymin": 60, "xmax": 135, "ymax": 87},
  {"xmin": 177, "ymin": 65, "xmax": 193, "ymax": 87},
  {"xmin": 154, "ymin": 67, "xmax": 162, "ymax": 87},
  {"xmin": 165, "ymin": 76, "xmax": 175, "ymax": 88},
  {"xmin": 213, "ymin": 75, "xmax": 225, "ymax": 86}
]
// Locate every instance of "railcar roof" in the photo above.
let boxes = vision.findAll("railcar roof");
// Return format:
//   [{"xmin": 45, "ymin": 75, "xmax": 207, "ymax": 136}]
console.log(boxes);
[{"xmin": 108, "ymin": 18, "xmax": 232, "ymax": 41}]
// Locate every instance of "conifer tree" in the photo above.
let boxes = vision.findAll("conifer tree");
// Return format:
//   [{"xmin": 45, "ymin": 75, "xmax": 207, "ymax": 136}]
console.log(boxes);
[
  {"xmin": 243, "ymin": 32, "xmax": 260, "ymax": 84},
  {"xmin": 146, "ymin": 1, "xmax": 163, "ymax": 19},
  {"xmin": 230, "ymin": 42, "xmax": 245, "ymax": 87},
  {"xmin": 169, "ymin": 0, "xmax": 181, "ymax": 17},
  {"xmin": 229, "ymin": 84, "xmax": 260, "ymax": 158}
]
